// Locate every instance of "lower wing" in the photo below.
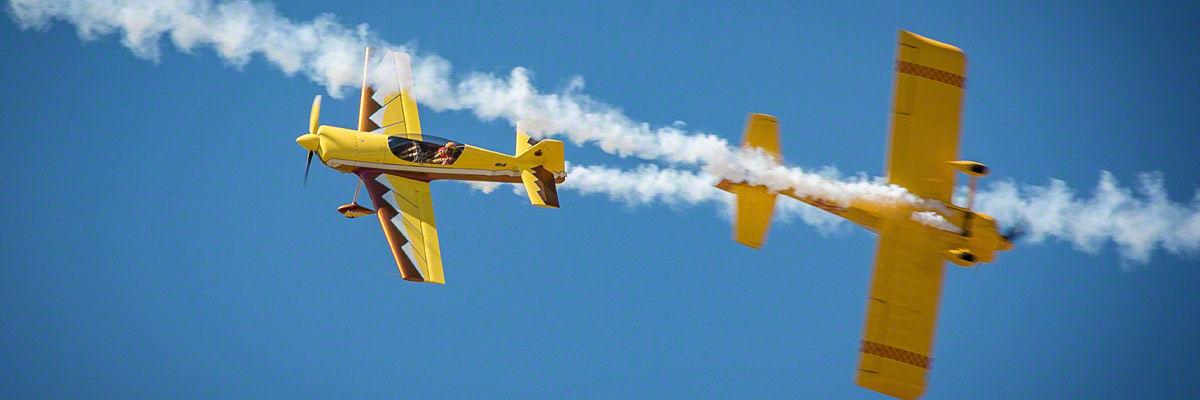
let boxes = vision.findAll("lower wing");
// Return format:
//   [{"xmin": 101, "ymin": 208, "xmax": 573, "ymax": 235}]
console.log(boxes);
[
  {"xmin": 856, "ymin": 221, "xmax": 947, "ymax": 399},
  {"xmin": 360, "ymin": 174, "xmax": 445, "ymax": 284}
]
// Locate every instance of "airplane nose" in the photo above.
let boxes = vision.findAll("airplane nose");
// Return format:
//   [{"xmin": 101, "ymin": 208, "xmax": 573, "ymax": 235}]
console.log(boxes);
[
  {"xmin": 999, "ymin": 237, "xmax": 1015, "ymax": 251},
  {"xmin": 296, "ymin": 133, "xmax": 320, "ymax": 151}
]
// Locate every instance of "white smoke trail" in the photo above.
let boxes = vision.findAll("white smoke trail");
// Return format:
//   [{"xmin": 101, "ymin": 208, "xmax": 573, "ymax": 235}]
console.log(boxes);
[
  {"xmin": 557, "ymin": 163, "xmax": 846, "ymax": 234},
  {"xmin": 565, "ymin": 164, "xmax": 718, "ymax": 206},
  {"xmin": 555, "ymin": 163, "xmax": 1200, "ymax": 264},
  {"xmin": 5, "ymin": 0, "xmax": 920, "ymax": 198},
  {"xmin": 4, "ymin": 0, "xmax": 751, "ymax": 163},
  {"xmin": 464, "ymin": 163, "xmax": 874, "ymax": 235},
  {"xmin": 912, "ymin": 211, "xmax": 964, "ymax": 234},
  {"xmin": 12, "ymin": 0, "xmax": 1199, "ymax": 263},
  {"xmin": 9, "ymin": 0, "xmax": 387, "ymax": 96},
  {"xmin": 6, "ymin": 1, "xmax": 930, "ymax": 206},
  {"xmin": 971, "ymin": 172, "xmax": 1200, "ymax": 265},
  {"xmin": 489, "ymin": 163, "xmax": 1200, "ymax": 264}
]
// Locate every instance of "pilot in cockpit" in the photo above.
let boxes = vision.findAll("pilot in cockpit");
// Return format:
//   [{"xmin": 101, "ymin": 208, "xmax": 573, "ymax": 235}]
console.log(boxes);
[{"xmin": 431, "ymin": 142, "xmax": 458, "ymax": 165}]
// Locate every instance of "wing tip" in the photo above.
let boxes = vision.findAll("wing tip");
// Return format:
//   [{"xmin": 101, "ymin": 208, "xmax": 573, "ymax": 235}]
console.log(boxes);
[
  {"xmin": 856, "ymin": 373, "xmax": 926, "ymax": 400},
  {"xmin": 898, "ymin": 30, "xmax": 963, "ymax": 54},
  {"xmin": 748, "ymin": 113, "xmax": 777, "ymax": 122}
]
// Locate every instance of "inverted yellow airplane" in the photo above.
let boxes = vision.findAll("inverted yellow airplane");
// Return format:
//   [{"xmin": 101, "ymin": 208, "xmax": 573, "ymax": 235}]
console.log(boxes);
[
  {"xmin": 718, "ymin": 31, "xmax": 1017, "ymax": 399},
  {"xmin": 297, "ymin": 48, "xmax": 566, "ymax": 284}
]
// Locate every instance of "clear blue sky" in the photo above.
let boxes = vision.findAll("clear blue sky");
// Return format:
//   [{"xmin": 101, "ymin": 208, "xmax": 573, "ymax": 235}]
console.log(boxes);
[{"xmin": 2, "ymin": 1, "xmax": 1199, "ymax": 399}]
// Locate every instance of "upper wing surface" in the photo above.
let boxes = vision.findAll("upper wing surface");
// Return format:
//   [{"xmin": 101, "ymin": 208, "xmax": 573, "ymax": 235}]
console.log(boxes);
[{"xmin": 358, "ymin": 48, "xmax": 423, "ymax": 140}]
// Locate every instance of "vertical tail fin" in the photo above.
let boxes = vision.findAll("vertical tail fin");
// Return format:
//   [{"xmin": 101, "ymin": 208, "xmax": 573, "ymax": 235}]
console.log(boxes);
[
  {"xmin": 716, "ymin": 114, "xmax": 781, "ymax": 248},
  {"xmin": 516, "ymin": 131, "xmax": 537, "ymax": 155},
  {"xmin": 516, "ymin": 129, "xmax": 565, "ymax": 208},
  {"xmin": 742, "ymin": 113, "xmax": 782, "ymax": 162}
]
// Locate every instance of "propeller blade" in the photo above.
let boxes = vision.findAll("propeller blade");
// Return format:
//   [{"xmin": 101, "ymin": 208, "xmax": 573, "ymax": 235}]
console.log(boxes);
[
  {"xmin": 1002, "ymin": 222, "xmax": 1028, "ymax": 242},
  {"xmin": 309, "ymin": 95, "xmax": 322, "ymax": 135},
  {"xmin": 304, "ymin": 150, "xmax": 313, "ymax": 187}
]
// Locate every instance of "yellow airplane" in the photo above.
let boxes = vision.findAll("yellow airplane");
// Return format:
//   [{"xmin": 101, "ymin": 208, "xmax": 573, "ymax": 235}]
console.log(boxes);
[
  {"xmin": 718, "ymin": 31, "xmax": 1018, "ymax": 399},
  {"xmin": 297, "ymin": 47, "xmax": 566, "ymax": 284}
]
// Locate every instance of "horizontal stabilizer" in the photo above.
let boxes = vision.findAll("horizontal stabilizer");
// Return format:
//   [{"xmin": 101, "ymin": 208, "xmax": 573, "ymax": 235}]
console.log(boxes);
[
  {"xmin": 715, "ymin": 113, "xmax": 783, "ymax": 248},
  {"xmin": 717, "ymin": 179, "xmax": 777, "ymax": 248},
  {"xmin": 521, "ymin": 167, "xmax": 560, "ymax": 208}
]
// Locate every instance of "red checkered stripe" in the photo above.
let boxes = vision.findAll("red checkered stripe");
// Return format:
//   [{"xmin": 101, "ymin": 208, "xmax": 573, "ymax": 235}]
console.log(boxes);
[
  {"xmin": 896, "ymin": 61, "xmax": 965, "ymax": 88},
  {"xmin": 861, "ymin": 340, "xmax": 932, "ymax": 369}
]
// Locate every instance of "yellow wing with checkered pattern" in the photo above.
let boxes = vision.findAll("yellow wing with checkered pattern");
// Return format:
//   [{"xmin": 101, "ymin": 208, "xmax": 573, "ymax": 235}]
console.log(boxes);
[
  {"xmin": 855, "ymin": 219, "xmax": 947, "ymax": 400},
  {"xmin": 884, "ymin": 30, "xmax": 967, "ymax": 203}
]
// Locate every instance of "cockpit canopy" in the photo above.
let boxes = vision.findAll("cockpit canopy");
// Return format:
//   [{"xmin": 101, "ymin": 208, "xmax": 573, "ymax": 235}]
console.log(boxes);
[{"xmin": 388, "ymin": 135, "xmax": 465, "ymax": 165}]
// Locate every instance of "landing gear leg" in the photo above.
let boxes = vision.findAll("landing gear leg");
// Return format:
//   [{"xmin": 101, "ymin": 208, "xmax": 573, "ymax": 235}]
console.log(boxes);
[
  {"xmin": 336, "ymin": 178, "xmax": 377, "ymax": 218},
  {"xmin": 352, "ymin": 179, "xmax": 362, "ymax": 204}
]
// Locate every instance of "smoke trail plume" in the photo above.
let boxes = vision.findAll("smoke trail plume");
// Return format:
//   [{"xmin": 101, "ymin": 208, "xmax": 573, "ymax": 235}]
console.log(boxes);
[
  {"xmin": 11, "ymin": 0, "xmax": 1199, "ymax": 264},
  {"xmin": 484, "ymin": 163, "xmax": 1200, "ymax": 264},
  {"xmin": 553, "ymin": 163, "xmax": 847, "ymax": 234},
  {"xmin": 972, "ymin": 172, "xmax": 1200, "ymax": 265},
  {"xmin": 7, "ymin": 1, "xmax": 926, "ymax": 204},
  {"xmin": 7, "ymin": 0, "xmax": 733, "ymax": 161},
  {"xmin": 554, "ymin": 163, "xmax": 1200, "ymax": 264},
  {"xmin": 912, "ymin": 211, "xmax": 964, "ymax": 234},
  {"xmin": 8, "ymin": 0, "xmax": 392, "ymax": 96}
]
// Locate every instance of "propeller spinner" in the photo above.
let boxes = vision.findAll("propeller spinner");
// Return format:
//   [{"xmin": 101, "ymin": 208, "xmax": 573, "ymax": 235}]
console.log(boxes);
[
  {"xmin": 1002, "ymin": 222, "xmax": 1028, "ymax": 243},
  {"xmin": 297, "ymin": 95, "xmax": 322, "ymax": 186}
]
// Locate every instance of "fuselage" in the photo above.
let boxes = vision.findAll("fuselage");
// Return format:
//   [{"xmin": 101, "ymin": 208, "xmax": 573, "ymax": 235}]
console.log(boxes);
[
  {"xmin": 302, "ymin": 125, "xmax": 567, "ymax": 183},
  {"xmin": 784, "ymin": 191, "xmax": 1013, "ymax": 267},
  {"xmin": 716, "ymin": 179, "xmax": 1014, "ymax": 267}
]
